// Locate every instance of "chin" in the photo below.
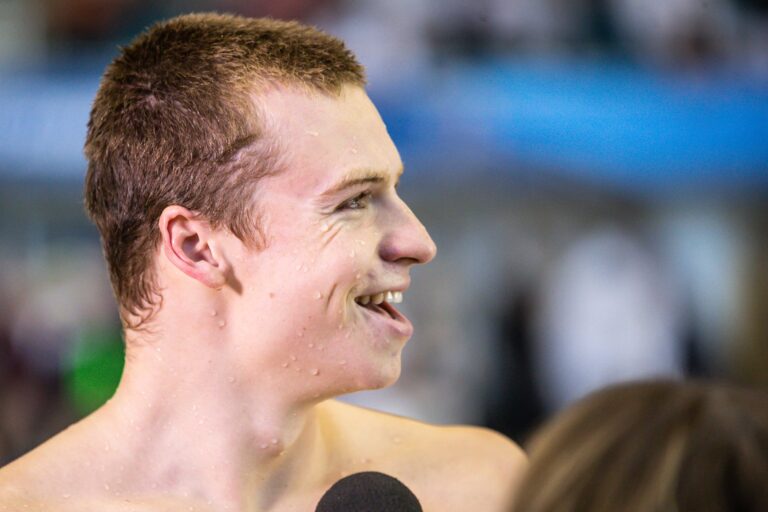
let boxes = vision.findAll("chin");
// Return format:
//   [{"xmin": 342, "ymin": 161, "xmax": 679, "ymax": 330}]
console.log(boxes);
[{"xmin": 356, "ymin": 357, "xmax": 402, "ymax": 391}]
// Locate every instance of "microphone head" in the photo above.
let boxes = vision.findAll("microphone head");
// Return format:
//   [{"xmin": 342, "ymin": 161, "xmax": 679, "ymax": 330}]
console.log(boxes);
[{"xmin": 316, "ymin": 471, "xmax": 423, "ymax": 512}]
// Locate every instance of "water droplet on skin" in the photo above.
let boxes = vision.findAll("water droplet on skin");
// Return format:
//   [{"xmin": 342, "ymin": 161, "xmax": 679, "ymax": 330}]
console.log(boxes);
[
  {"xmin": 63, "ymin": 494, "xmax": 70, "ymax": 499},
  {"xmin": 210, "ymin": 310, "xmax": 217, "ymax": 316},
  {"xmin": 339, "ymin": 360, "xmax": 347, "ymax": 366},
  {"xmin": 318, "ymin": 344, "xmax": 325, "ymax": 351},
  {"xmin": 306, "ymin": 130, "xmax": 319, "ymax": 137},
  {"xmin": 356, "ymin": 239, "xmax": 366, "ymax": 246},
  {"xmin": 314, "ymin": 291, "xmax": 323, "ymax": 300},
  {"xmin": 349, "ymin": 250, "xmax": 356, "ymax": 258},
  {"xmin": 290, "ymin": 355, "xmax": 297, "ymax": 361},
  {"xmin": 297, "ymin": 330, "xmax": 304, "ymax": 338},
  {"xmin": 320, "ymin": 223, "xmax": 330, "ymax": 232},
  {"xmin": 308, "ymin": 343, "xmax": 314, "ymax": 348},
  {"xmin": 281, "ymin": 362, "xmax": 289, "ymax": 368},
  {"xmin": 259, "ymin": 443, "xmax": 268, "ymax": 449},
  {"xmin": 310, "ymin": 368, "xmax": 320, "ymax": 376},
  {"xmin": 217, "ymin": 320, "xmax": 226, "ymax": 328},
  {"xmin": 271, "ymin": 438, "xmax": 279, "ymax": 445},
  {"xmin": 295, "ymin": 366, "xmax": 303, "ymax": 372},
  {"xmin": 344, "ymin": 332, "xmax": 351, "ymax": 339},
  {"xmin": 355, "ymin": 273, "xmax": 362, "ymax": 280},
  {"xmin": 338, "ymin": 324, "xmax": 344, "ymax": 330},
  {"xmin": 350, "ymin": 148, "xmax": 358, "ymax": 154},
  {"xmin": 104, "ymin": 484, "xmax": 110, "ymax": 491}
]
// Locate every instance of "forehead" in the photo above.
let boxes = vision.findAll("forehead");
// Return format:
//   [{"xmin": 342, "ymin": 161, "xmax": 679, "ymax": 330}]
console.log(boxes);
[{"xmin": 257, "ymin": 85, "xmax": 402, "ymax": 195}]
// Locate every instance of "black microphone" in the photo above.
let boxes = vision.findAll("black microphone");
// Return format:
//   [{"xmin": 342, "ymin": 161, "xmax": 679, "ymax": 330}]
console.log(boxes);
[{"xmin": 315, "ymin": 471, "xmax": 423, "ymax": 511}]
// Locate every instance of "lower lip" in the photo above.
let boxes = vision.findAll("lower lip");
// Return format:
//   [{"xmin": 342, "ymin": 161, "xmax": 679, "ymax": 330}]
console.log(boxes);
[{"xmin": 356, "ymin": 301, "xmax": 413, "ymax": 340}]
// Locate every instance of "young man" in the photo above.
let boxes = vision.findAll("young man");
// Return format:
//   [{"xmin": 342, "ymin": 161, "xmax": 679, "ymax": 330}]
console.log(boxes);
[{"xmin": 0, "ymin": 13, "xmax": 526, "ymax": 511}]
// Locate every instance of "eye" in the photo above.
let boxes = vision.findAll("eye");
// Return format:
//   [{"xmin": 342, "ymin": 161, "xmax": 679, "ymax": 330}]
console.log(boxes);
[{"xmin": 338, "ymin": 191, "xmax": 372, "ymax": 211}]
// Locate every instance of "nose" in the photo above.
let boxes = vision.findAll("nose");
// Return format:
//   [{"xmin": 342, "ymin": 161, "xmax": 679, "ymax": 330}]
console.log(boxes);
[{"xmin": 378, "ymin": 196, "xmax": 437, "ymax": 266}]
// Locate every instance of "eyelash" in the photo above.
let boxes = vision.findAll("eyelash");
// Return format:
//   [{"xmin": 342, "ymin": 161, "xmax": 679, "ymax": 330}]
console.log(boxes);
[{"xmin": 339, "ymin": 191, "xmax": 372, "ymax": 211}]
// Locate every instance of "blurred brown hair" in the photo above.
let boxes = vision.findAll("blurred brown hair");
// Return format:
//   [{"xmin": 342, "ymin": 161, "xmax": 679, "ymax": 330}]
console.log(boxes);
[
  {"xmin": 513, "ymin": 379, "xmax": 768, "ymax": 512},
  {"xmin": 83, "ymin": 13, "xmax": 365, "ymax": 327}
]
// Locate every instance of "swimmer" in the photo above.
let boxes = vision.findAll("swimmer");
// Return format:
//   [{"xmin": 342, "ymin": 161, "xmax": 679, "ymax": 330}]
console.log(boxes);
[{"xmin": 0, "ymin": 14, "xmax": 526, "ymax": 511}]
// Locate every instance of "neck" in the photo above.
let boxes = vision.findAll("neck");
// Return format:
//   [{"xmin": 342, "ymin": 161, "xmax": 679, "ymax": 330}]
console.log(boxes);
[{"xmin": 91, "ymin": 331, "xmax": 331, "ymax": 511}]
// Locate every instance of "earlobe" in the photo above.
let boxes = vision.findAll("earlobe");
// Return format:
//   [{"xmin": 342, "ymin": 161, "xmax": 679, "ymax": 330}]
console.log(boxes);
[{"xmin": 159, "ymin": 206, "xmax": 228, "ymax": 289}]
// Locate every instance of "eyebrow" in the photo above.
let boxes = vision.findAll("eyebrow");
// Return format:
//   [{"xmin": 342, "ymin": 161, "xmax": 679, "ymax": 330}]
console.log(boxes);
[{"xmin": 319, "ymin": 166, "xmax": 404, "ymax": 198}]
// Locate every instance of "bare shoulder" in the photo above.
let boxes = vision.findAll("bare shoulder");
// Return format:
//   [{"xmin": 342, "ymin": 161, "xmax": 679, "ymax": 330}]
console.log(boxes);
[
  {"xmin": 321, "ymin": 400, "xmax": 527, "ymax": 512},
  {"xmin": 403, "ymin": 422, "xmax": 527, "ymax": 511}
]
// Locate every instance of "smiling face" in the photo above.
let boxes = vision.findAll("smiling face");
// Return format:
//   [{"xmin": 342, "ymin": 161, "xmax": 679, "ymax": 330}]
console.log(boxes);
[{"xmin": 223, "ymin": 85, "xmax": 436, "ymax": 399}]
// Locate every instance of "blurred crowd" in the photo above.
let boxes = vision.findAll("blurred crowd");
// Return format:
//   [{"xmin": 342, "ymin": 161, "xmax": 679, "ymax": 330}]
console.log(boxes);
[
  {"xmin": 1, "ymin": 0, "xmax": 768, "ymax": 79},
  {"xmin": 1, "ymin": 0, "xmax": 768, "ymax": 467}
]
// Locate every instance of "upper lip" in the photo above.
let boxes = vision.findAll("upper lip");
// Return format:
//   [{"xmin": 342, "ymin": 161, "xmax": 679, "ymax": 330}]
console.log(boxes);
[{"xmin": 354, "ymin": 281, "xmax": 410, "ymax": 297}]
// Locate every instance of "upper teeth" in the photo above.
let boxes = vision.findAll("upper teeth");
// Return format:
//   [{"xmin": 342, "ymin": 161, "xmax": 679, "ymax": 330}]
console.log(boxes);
[{"xmin": 356, "ymin": 291, "xmax": 403, "ymax": 305}]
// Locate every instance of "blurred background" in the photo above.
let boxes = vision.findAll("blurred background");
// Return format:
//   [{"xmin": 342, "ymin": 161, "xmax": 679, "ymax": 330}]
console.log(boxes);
[{"xmin": 1, "ymin": 0, "xmax": 768, "ymax": 465}]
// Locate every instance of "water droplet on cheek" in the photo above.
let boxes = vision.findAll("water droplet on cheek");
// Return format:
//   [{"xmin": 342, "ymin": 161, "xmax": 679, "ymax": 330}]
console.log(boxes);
[
  {"xmin": 210, "ymin": 310, "xmax": 218, "ymax": 317},
  {"xmin": 281, "ymin": 362, "xmax": 289, "ymax": 368},
  {"xmin": 320, "ymin": 223, "xmax": 330, "ymax": 233},
  {"xmin": 349, "ymin": 250, "xmax": 356, "ymax": 258},
  {"xmin": 314, "ymin": 292, "xmax": 323, "ymax": 300},
  {"xmin": 217, "ymin": 320, "xmax": 226, "ymax": 328},
  {"xmin": 308, "ymin": 343, "xmax": 314, "ymax": 348},
  {"xmin": 290, "ymin": 355, "xmax": 297, "ymax": 361},
  {"xmin": 310, "ymin": 368, "xmax": 320, "ymax": 376},
  {"xmin": 339, "ymin": 360, "xmax": 347, "ymax": 366}
]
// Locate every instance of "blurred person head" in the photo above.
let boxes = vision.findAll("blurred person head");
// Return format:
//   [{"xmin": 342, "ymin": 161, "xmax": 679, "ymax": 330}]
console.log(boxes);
[
  {"xmin": 83, "ymin": 13, "xmax": 366, "ymax": 328},
  {"xmin": 512, "ymin": 379, "xmax": 768, "ymax": 512}
]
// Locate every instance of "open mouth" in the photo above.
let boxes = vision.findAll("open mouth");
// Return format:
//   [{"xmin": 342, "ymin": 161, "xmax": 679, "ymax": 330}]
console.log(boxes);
[{"xmin": 354, "ymin": 291, "xmax": 403, "ymax": 320}]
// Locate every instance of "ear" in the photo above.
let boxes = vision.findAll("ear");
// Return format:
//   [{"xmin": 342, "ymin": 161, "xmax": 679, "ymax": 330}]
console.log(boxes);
[{"xmin": 158, "ymin": 205, "xmax": 228, "ymax": 289}]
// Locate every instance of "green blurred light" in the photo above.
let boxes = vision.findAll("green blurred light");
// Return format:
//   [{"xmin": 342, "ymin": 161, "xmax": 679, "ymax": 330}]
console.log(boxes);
[{"xmin": 64, "ymin": 327, "xmax": 124, "ymax": 416}]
